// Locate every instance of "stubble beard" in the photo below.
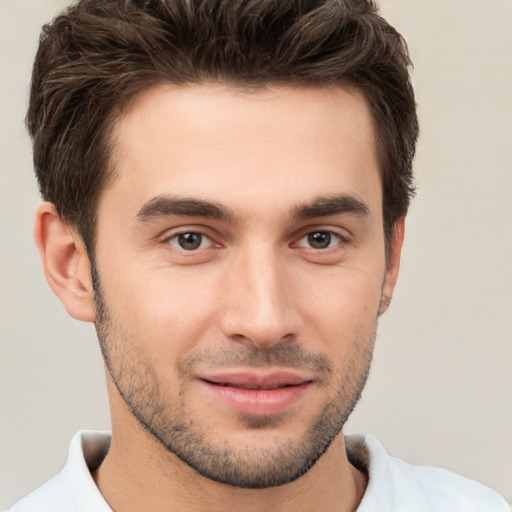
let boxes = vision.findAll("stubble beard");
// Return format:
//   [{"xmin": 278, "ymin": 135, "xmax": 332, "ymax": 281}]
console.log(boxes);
[{"xmin": 92, "ymin": 273, "xmax": 375, "ymax": 489}]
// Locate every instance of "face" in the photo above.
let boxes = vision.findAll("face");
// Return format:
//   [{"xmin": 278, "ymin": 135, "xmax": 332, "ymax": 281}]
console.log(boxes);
[{"xmin": 92, "ymin": 84, "xmax": 398, "ymax": 488}]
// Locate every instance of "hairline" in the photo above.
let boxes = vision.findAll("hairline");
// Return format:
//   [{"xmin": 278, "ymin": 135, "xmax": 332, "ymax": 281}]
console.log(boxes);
[{"xmin": 82, "ymin": 79, "xmax": 396, "ymax": 256}]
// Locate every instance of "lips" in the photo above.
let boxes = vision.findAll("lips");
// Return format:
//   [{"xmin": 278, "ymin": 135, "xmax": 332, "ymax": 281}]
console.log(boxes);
[{"xmin": 198, "ymin": 370, "xmax": 314, "ymax": 416}]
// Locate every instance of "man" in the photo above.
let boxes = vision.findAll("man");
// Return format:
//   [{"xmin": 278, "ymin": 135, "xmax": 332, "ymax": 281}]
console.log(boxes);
[{"xmin": 7, "ymin": 0, "xmax": 510, "ymax": 511}]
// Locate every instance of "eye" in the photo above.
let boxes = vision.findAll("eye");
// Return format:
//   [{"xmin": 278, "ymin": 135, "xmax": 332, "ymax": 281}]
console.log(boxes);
[
  {"xmin": 167, "ymin": 232, "xmax": 212, "ymax": 251},
  {"xmin": 297, "ymin": 230, "xmax": 343, "ymax": 250}
]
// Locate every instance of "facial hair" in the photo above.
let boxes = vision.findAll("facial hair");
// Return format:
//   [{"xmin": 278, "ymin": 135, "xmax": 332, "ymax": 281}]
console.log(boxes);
[{"xmin": 92, "ymin": 266, "xmax": 375, "ymax": 489}]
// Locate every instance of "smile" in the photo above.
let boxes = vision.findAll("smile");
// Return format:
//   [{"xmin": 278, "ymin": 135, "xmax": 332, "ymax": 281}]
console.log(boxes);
[
  {"xmin": 198, "ymin": 370, "xmax": 314, "ymax": 416},
  {"xmin": 208, "ymin": 382, "xmax": 298, "ymax": 390}
]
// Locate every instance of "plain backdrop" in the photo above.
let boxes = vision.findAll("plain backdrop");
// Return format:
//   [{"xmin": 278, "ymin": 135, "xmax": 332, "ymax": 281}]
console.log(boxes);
[{"xmin": 1, "ymin": 0, "xmax": 511, "ymax": 508}]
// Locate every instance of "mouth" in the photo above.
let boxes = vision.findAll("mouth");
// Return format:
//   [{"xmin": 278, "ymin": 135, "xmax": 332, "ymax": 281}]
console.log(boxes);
[
  {"xmin": 206, "ymin": 382, "xmax": 301, "ymax": 389},
  {"xmin": 197, "ymin": 370, "xmax": 314, "ymax": 416}
]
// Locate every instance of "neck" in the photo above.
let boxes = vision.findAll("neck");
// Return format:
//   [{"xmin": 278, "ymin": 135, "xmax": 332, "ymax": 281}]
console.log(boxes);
[{"xmin": 93, "ymin": 424, "xmax": 367, "ymax": 512}]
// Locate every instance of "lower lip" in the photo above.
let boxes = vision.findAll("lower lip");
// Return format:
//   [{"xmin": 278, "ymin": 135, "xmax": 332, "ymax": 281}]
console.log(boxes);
[{"xmin": 200, "ymin": 381, "xmax": 312, "ymax": 416}]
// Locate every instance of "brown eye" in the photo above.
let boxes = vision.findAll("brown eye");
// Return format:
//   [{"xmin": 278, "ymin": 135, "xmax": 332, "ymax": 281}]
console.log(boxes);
[
  {"xmin": 168, "ymin": 232, "xmax": 209, "ymax": 251},
  {"xmin": 307, "ymin": 231, "xmax": 337, "ymax": 249},
  {"xmin": 179, "ymin": 233, "xmax": 202, "ymax": 250}
]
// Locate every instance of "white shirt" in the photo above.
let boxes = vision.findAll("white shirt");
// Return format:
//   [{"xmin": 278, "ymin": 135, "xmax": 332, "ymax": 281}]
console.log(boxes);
[{"xmin": 7, "ymin": 430, "xmax": 511, "ymax": 511}]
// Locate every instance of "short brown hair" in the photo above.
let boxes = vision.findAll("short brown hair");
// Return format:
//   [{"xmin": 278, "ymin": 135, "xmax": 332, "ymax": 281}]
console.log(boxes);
[{"xmin": 27, "ymin": 0, "xmax": 418, "ymax": 251}]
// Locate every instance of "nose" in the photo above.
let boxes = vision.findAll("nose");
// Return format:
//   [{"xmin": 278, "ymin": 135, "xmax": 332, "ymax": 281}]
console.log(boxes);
[{"xmin": 219, "ymin": 244, "xmax": 300, "ymax": 349}]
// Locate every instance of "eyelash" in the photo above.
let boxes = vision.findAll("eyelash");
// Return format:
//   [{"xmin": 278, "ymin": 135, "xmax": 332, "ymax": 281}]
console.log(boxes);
[
  {"xmin": 294, "ymin": 230, "xmax": 347, "ymax": 251},
  {"xmin": 165, "ymin": 230, "xmax": 216, "ymax": 251},
  {"xmin": 164, "ymin": 228, "xmax": 348, "ymax": 252}
]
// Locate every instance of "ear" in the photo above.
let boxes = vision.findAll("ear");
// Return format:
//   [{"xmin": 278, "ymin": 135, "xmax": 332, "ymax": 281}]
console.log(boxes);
[
  {"xmin": 379, "ymin": 218, "xmax": 405, "ymax": 315},
  {"xmin": 34, "ymin": 202, "xmax": 95, "ymax": 322}
]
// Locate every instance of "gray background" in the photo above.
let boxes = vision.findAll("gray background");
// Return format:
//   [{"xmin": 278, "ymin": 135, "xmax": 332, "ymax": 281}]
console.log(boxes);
[{"xmin": 1, "ymin": 0, "xmax": 511, "ymax": 508}]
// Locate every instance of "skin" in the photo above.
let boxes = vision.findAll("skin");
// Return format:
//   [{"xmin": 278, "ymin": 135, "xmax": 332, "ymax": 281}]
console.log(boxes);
[{"xmin": 35, "ymin": 84, "xmax": 404, "ymax": 512}]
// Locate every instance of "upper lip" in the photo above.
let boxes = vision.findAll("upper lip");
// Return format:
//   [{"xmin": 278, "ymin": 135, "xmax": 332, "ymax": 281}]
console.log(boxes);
[{"xmin": 198, "ymin": 370, "xmax": 314, "ymax": 390}]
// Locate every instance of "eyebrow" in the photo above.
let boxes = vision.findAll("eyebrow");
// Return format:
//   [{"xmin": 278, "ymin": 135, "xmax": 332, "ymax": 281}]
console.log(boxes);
[
  {"xmin": 291, "ymin": 194, "xmax": 370, "ymax": 220},
  {"xmin": 135, "ymin": 196, "xmax": 236, "ymax": 223},
  {"xmin": 135, "ymin": 193, "xmax": 370, "ymax": 224}
]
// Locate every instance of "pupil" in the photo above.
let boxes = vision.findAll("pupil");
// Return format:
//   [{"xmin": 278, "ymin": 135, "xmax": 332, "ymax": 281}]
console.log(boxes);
[
  {"xmin": 308, "ymin": 231, "xmax": 331, "ymax": 249},
  {"xmin": 178, "ymin": 233, "xmax": 202, "ymax": 250}
]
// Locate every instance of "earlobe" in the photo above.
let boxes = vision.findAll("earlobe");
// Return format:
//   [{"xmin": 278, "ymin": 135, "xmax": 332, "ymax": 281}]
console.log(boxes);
[
  {"xmin": 34, "ymin": 202, "xmax": 95, "ymax": 322},
  {"xmin": 379, "ymin": 218, "xmax": 405, "ymax": 315}
]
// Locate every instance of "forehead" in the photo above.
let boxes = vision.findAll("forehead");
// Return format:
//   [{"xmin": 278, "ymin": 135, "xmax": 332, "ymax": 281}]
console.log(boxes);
[{"xmin": 102, "ymin": 83, "xmax": 381, "ymax": 221}]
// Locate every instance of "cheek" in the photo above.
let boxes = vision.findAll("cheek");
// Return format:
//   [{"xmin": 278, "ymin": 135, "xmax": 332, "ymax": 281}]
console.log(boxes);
[
  {"xmin": 297, "ymin": 264, "xmax": 384, "ymax": 345},
  {"xmin": 101, "ymin": 266, "xmax": 221, "ymax": 356}
]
